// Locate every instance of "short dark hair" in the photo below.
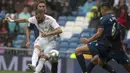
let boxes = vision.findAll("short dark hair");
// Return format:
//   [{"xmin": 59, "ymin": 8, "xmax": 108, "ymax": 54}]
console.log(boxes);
[
  {"xmin": 101, "ymin": 2, "xmax": 111, "ymax": 9},
  {"xmin": 37, "ymin": 0, "xmax": 46, "ymax": 4},
  {"xmin": 101, "ymin": 0, "xmax": 114, "ymax": 9},
  {"xmin": 35, "ymin": 0, "xmax": 46, "ymax": 10}
]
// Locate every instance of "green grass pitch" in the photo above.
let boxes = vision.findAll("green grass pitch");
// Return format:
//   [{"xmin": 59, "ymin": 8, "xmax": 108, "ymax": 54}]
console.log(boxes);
[{"xmin": 0, "ymin": 70, "xmax": 32, "ymax": 73}]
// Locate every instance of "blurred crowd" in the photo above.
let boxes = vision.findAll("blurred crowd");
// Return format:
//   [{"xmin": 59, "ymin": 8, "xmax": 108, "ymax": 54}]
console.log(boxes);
[
  {"xmin": 0, "ymin": 0, "xmax": 87, "ymax": 47},
  {"xmin": 0, "ymin": 0, "xmax": 130, "ymax": 53}
]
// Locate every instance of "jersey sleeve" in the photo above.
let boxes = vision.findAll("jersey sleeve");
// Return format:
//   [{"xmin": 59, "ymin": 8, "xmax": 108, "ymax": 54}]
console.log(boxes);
[
  {"xmin": 98, "ymin": 17, "xmax": 106, "ymax": 28},
  {"xmin": 51, "ymin": 19, "xmax": 60, "ymax": 29},
  {"xmin": 28, "ymin": 16, "xmax": 37, "ymax": 24},
  {"xmin": 27, "ymin": 23, "xmax": 34, "ymax": 29}
]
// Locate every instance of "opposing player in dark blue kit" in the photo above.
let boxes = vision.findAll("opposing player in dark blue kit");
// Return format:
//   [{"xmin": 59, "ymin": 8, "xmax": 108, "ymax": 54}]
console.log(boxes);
[
  {"xmin": 84, "ymin": 3, "xmax": 130, "ymax": 73},
  {"xmin": 75, "ymin": 2, "xmax": 130, "ymax": 73},
  {"xmin": 75, "ymin": 3, "xmax": 114, "ymax": 73}
]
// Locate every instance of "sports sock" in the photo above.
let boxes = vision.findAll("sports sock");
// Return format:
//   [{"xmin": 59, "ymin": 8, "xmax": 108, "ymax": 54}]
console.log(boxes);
[
  {"xmin": 76, "ymin": 54, "xmax": 87, "ymax": 73},
  {"xmin": 51, "ymin": 62, "xmax": 58, "ymax": 73},
  {"xmin": 35, "ymin": 58, "xmax": 45, "ymax": 73},
  {"xmin": 86, "ymin": 62, "xmax": 95, "ymax": 73},
  {"xmin": 102, "ymin": 64, "xmax": 117, "ymax": 73},
  {"xmin": 32, "ymin": 48, "xmax": 40, "ymax": 67}
]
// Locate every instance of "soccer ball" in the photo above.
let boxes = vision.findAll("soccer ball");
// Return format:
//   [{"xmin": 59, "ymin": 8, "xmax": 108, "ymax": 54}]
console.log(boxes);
[
  {"xmin": 49, "ymin": 50, "xmax": 59, "ymax": 57},
  {"xmin": 49, "ymin": 50, "xmax": 59, "ymax": 62}
]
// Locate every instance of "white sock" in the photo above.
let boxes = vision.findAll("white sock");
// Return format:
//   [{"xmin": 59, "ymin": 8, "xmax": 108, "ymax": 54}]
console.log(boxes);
[
  {"xmin": 34, "ymin": 58, "xmax": 45, "ymax": 73},
  {"xmin": 32, "ymin": 48, "xmax": 40, "ymax": 67}
]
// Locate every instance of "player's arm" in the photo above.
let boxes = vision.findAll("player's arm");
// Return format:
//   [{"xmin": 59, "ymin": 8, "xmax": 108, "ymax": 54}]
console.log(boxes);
[
  {"xmin": 13, "ymin": 18, "xmax": 28, "ymax": 22},
  {"xmin": 26, "ymin": 27, "xmax": 31, "ymax": 42},
  {"xmin": 48, "ymin": 19, "xmax": 62, "ymax": 36},
  {"xmin": 26, "ymin": 23, "xmax": 32, "ymax": 47},
  {"xmin": 26, "ymin": 27, "xmax": 31, "ymax": 47},
  {"xmin": 87, "ymin": 17, "xmax": 105, "ymax": 43},
  {"xmin": 5, "ymin": 16, "xmax": 36, "ymax": 24},
  {"xmin": 48, "ymin": 27, "xmax": 62, "ymax": 36},
  {"xmin": 5, "ymin": 17, "xmax": 29, "ymax": 22},
  {"xmin": 81, "ymin": 28, "xmax": 103, "ymax": 44},
  {"xmin": 81, "ymin": 17, "xmax": 104, "ymax": 44},
  {"xmin": 87, "ymin": 28, "xmax": 103, "ymax": 43}
]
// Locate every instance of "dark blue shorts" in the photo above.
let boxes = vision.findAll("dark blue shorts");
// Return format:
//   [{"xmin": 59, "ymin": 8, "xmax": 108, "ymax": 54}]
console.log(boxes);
[
  {"xmin": 109, "ymin": 50, "xmax": 130, "ymax": 64},
  {"xmin": 88, "ymin": 42, "xmax": 110, "ymax": 60}
]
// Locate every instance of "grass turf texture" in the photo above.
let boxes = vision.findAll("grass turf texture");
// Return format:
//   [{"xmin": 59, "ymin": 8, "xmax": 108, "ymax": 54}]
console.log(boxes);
[{"xmin": 0, "ymin": 70, "xmax": 32, "ymax": 73}]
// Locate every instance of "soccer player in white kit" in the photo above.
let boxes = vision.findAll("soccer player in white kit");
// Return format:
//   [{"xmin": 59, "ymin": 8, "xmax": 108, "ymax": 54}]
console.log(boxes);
[{"xmin": 5, "ymin": 9, "xmax": 62, "ymax": 73}]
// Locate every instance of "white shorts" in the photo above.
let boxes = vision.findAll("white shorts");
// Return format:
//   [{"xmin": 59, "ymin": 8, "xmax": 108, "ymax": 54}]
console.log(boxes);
[{"xmin": 34, "ymin": 36, "xmax": 56, "ymax": 56}]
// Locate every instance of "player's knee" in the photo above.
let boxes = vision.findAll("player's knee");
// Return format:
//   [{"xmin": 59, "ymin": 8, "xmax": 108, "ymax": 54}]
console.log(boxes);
[
  {"xmin": 91, "ymin": 55, "xmax": 100, "ymax": 64},
  {"xmin": 39, "ymin": 57, "xmax": 46, "ymax": 61},
  {"xmin": 34, "ymin": 45, "xmax": 40, "ymax": 49},
  {"xmin": 40, "ymin": 55, "xmax": 47, "ymax": 60},
  {"xmin": 75, "ymin": 47, "xmax": 82, "ymax": 55},
  {"xmin": 40, "ymin": 54, "xmax": 49, "ymax": 60},
  {"xmin": 91, "ymin": 59, "xmax": 98, "ymax": 65}
]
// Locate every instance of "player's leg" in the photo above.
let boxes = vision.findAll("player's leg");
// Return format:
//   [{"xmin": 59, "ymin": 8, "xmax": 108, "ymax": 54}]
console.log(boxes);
[
  {"xmin": 112, "ymin": 50, "xmax": 130, "ymax": 72},
  {"xmin": 87, "ymin": 54, "xmax": 117, "ymax": 73},
  {"xmin": 87, "ymin": 55, "xmax": 113, "ymax": 73},
  {"xmin": 75, "ymin": 41, "xmax": 100, "ymax": 73},
  {"xmin": 34, "ymin": 46, "xmax": 50, "ymax": 73},
  {"xmin": 51, "ymin": 62, "xmax": 58, "ymax": 73},
  {"xmin": 102, "ymin": 64, "xmax": 117, "ymax": 73},
  {"xmin": 28, "ymin": 45, "xmax": 41, "ymax": 72},
  {"xmin": 35, "ymin": 55, "xmax": 46, "ymax": 73},
  {"xmin": 29, "ymin": 37, "xmax": 48, "ymax": 72},
  {"xmin": 31, "ymin": 45, "xmax": 41, "ymax": 66},
  {"xmin": 102, "ymin": 61, "xmax": 117, "ymax": 73},
  {"xmin": 35, "ymin": 50, "xmax": 51, "ymax": 73},
  {"xmin": 86, "ymin": 44, "xmax": 117, "ymax": 73},
  {"xmin": 98, "ymin": 50, "xmax": 117, "ymax": 73},
  {"xmin": 86, "ymin": 55, "xmax": 99, "ymax": 73},
  {"xmin": 120, "ymin": 51, "xmax": 130, "ymax": 72},
  {"xmin": 75, "ymin": 44, "xmax": 93, "ymax": 73},
  {"xmin": 29, "ymin": 37, "xmax": 42, "ymax": 69},
  {"xmin": 35, "ymin": 43, "xmax": 56, "ymax": 73},
  {"xmin": 86, "ymin": 55, "xmax": 109, "ymax": 73},
  {"xmin": 44, "ymin": 41, "xmax": 58, "ymax": 73}
]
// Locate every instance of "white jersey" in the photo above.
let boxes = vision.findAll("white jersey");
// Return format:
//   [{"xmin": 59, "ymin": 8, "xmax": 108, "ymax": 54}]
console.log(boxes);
[{"xmin": 28, "ymin": 15, "xmax": 60, "ymax": 41}]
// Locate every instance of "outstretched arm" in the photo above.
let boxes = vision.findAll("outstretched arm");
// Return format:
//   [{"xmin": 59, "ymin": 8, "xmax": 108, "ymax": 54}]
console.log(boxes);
[
  {"xmin": 5, "ymin": 17, "xmax": 29, "ymax": 22},
  {"xmin": 13, "ymin": 18, "xmax": 28, "ymax": 22}
]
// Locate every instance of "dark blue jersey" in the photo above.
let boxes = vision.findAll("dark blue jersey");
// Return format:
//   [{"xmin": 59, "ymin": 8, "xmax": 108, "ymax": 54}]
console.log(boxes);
[
  {"xmin": 97, "ymin": 13, "xmax": 122, "ymax": 48},
  {"xmin": 28, "ymin": 23, "xmax": 39, "ymax": 39}
]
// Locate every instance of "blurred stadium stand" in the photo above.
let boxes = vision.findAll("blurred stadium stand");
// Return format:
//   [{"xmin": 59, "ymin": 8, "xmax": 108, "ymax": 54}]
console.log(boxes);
[
  {"xmin": 0, "ymin": 0, "xmax": 130, "ymax": 59},
  {"xmin": 0, "ymin": 0, "xmax": 130, "ymax": 73}
]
